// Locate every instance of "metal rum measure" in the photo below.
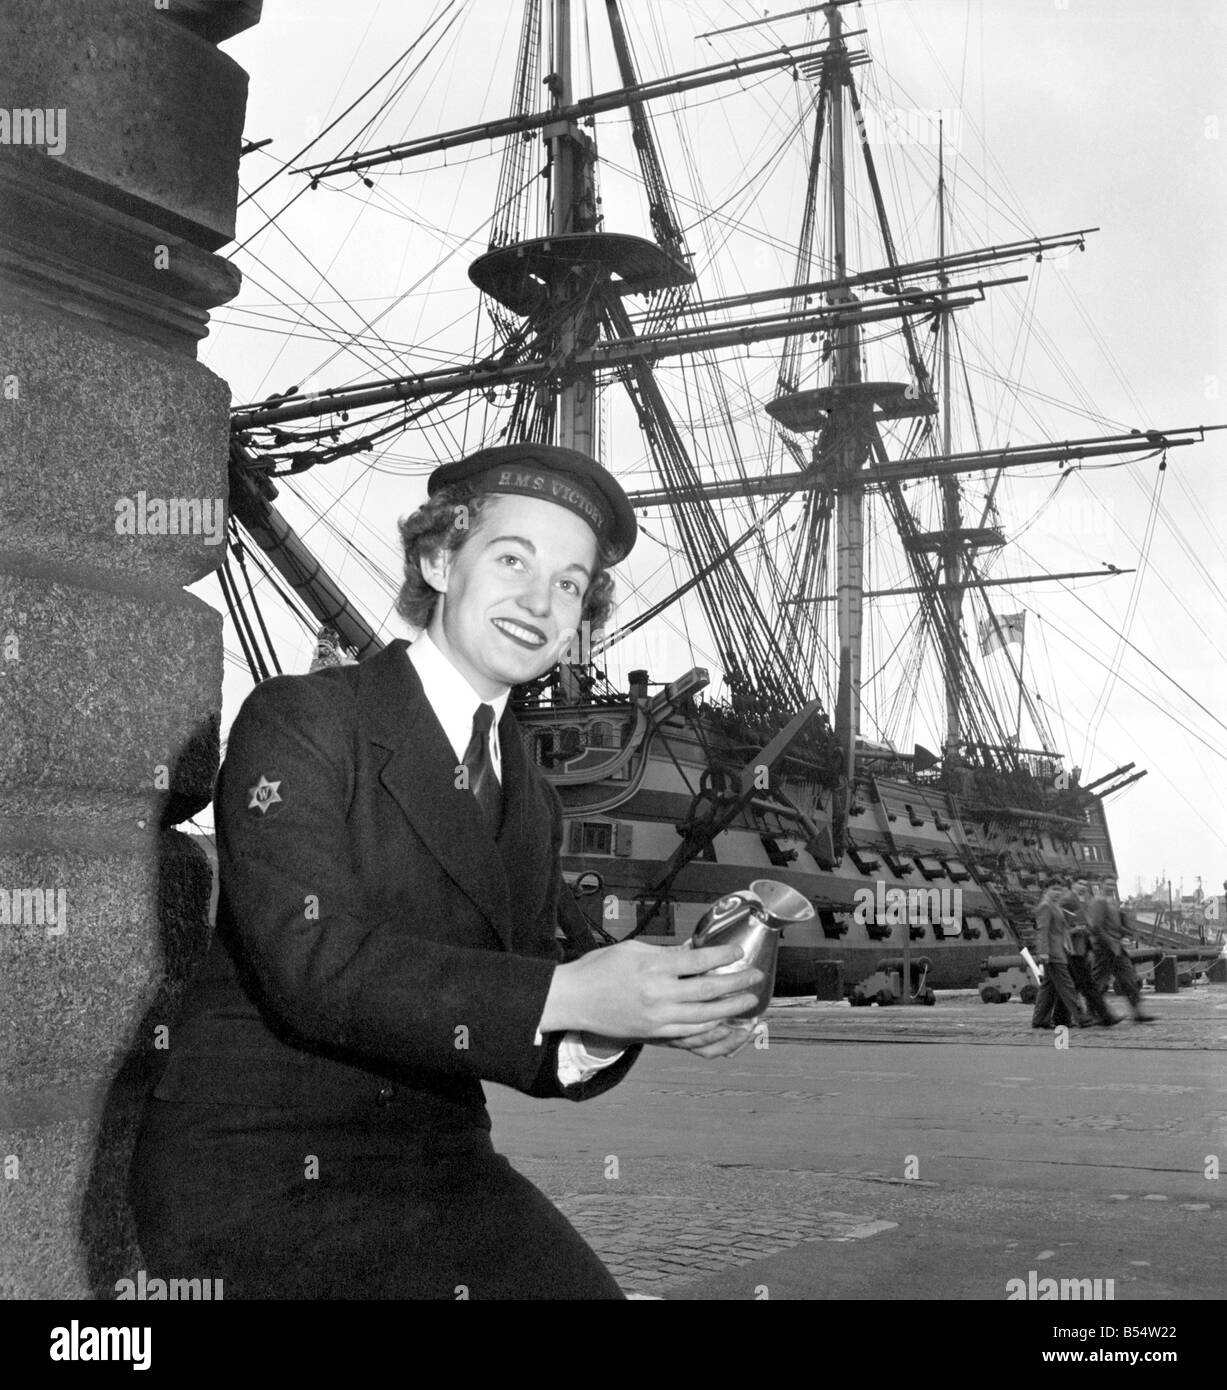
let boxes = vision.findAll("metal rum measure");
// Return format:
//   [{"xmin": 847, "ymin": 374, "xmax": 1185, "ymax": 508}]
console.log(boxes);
[{"xmin": 689, "ymin": 879, "xmax": 815, "ymax": 1020}]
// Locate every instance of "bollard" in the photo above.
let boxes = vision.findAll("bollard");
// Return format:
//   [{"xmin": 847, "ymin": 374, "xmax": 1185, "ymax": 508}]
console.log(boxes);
[{"xmin": 1152, "ymin": 956, "xmax": 1179, "ymax": 994}]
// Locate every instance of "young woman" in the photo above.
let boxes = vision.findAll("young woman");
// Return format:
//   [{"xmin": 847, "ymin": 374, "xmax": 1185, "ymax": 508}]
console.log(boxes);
[{"xmin": 129, "ymin": 442, "xmax": 761, "ymax": 1299}]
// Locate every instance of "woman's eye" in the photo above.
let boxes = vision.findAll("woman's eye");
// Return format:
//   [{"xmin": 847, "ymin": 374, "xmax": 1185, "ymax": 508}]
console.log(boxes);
[
  {"xmin": 558, "ymin": 578, "xmax": 580, "ymax": 595},
  {"xmin": 498, "ymin": 554, "xmax": 524, "ymax": 569}
]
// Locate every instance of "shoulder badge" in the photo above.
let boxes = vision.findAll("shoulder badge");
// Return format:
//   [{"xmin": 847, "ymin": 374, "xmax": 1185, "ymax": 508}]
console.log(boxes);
[{"xmin": 247, "ymin": 775, "xmax": 283, "ymax": 815}]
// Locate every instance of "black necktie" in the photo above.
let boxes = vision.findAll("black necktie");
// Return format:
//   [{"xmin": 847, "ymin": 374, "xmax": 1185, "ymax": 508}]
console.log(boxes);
[{"xmin": 463, "ymin": 703, "xmax": 502, "ymax": 828}]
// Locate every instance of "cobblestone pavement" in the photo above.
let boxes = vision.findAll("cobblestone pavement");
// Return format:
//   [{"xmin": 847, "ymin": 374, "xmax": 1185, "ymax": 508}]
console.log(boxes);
[
  {"xmin": 492, "ymin": 982, "xmax": 1227, "ymax": 1299},
  {"xmin": 550, "ymin": 1191, "xmax": 895, "ymax": 1294}
]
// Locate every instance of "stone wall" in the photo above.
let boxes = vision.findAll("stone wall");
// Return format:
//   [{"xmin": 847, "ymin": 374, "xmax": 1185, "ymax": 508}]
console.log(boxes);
[{"xmin": 0, "ymin": 0, "xmax": 259, "ymax": 1298}]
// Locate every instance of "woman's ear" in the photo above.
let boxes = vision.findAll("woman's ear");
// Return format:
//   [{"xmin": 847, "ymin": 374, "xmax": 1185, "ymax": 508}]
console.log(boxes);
[{"xmin": 419, "ymin": 545, "xmax": 451, "ymax": 595}]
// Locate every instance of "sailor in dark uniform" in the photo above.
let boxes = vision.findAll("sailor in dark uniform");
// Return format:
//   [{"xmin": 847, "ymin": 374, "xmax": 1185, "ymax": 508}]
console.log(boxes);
[
  {"xmin": 1085, "ymin": 884, "xmax": 1155, "ymax": 1023},
  {"xmin": 129, "ymin": 443, "xmax": 762, "ymax": 1299},
  {"xmin": 1030, "ymin": 882, "xmax": 1091, "ymax": 1029},
  {"xmin": 1067, "ymin": 881, "xmax": 1118, "ymax": 1026}
]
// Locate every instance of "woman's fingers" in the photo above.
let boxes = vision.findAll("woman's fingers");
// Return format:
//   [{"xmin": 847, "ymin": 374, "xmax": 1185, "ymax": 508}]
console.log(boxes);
[
  {"xmin": 660, "ymin": 1023, "xmax": 758, "ymax": 1058},
  {"xmin": 652, "ymin": 991, "xmax": 760, "ymax": 1033},
  {"xmin": 675, "ymin": 942, "xmax": 745, "ymax": 975},
  {"xmin": 663, "ymin": 963, "xmax": 761, "ymax": 1016}
]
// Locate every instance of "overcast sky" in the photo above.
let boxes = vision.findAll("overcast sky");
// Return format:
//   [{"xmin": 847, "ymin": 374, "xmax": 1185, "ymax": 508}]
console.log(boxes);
[{"xmin": 204, "ymin": 0, "xmax": 1227, "ymax": 896}]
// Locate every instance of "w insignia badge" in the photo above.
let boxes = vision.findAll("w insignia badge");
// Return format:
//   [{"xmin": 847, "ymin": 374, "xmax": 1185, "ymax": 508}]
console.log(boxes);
[{"xmin": 247, "ymin": 775, "xmax": 283, "ymax": 815}]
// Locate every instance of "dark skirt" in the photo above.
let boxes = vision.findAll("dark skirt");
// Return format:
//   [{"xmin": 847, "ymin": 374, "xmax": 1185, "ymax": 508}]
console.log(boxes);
[{"xmin": 128, "ymin": 1096, "xmax": 623, "ymax": 1300}]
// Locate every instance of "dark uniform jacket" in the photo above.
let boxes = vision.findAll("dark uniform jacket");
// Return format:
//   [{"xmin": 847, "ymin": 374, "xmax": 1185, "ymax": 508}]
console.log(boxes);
[
  {"xmin": 1085, "ymin": 896, "xmax": 1127, "ymax": 959},
  {"xmin": 1033, "ymin": 896, "xmax": 1072, "ymax": 963},
  {"xmin": 153, "ymin": 638, "xmax": 638, "ymax": 1125}
]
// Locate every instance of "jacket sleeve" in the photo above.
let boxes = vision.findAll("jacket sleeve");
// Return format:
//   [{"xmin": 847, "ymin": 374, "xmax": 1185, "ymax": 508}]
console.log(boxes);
[
  {"xmin": 1088, "ymin": 899, "xmax": 1125, "ymax": 955},
  {"xmin": 532, "ymin": 777, "xmax": 642, "ymax": 1100},
  {"xmin": 215, "ymin": 674, "xmax": 577, "ymax": 1099},
  {"xmin": 1034, "ymin": 904, "xmax": 1054, "ymax": 956}
]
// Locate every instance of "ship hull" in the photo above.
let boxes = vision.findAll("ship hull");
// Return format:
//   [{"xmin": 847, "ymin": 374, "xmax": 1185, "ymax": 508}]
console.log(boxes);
[{"xmin": 518, "ymin": 682, "xmax": 1119, "ymax": 994}]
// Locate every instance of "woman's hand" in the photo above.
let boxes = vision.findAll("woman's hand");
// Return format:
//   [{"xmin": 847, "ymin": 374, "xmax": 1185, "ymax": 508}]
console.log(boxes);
[
  {"xmin": 538, "ymin": 939, "xmax": 762, "ymax": 1041},
  {"xmin": 650, "ymin": 1019, "xmax": 760, "ymax": 1059},
  {"xmin": 582, "ymin": 1019, "xmax": 761, "ymax": 1061}
]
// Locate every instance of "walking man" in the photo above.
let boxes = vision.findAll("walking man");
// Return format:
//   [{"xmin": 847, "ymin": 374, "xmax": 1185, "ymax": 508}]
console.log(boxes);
[
  {"xmin": 1031, "ymin": 881, "xmax": 1091, "ymax": 1029},
  {"xmin": 1068, "ymin": 881, "xmax": 1118, "ymax": 1026},
  {"xmin": 1086, "ymin": 883, "xmax": 1155, "ymax": 1023}
]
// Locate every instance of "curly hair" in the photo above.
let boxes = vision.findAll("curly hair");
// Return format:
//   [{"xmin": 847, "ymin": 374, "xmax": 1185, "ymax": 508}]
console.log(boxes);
[{"xmin": 396, "ymin": 481, "xmax": 618, "ymax": 633}]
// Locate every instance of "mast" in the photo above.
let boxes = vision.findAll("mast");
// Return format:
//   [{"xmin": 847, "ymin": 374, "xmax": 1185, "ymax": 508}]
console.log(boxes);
[
  {"xmin": 549, "ymin": 0, "xmax": 576, "ymax": 237},
  {"xmin": 548, "ymin": 0, "xmax": 598, "ymax": 453},
  {"xmin": 1014, "ymin": 617, "xmax": 1027, "ymax": 745},
  {"xmin": 938, "ymin": 117, "xmax": 964, "ymax": 767},
  {"xmin": 828, "ymin": 2, "xmax": 865, "ymax": 802}
]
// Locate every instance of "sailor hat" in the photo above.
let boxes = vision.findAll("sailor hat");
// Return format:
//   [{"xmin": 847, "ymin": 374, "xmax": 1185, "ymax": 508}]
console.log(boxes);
[{"xmin": 428, "ymin": 443, "xmax": 638, "ymax": 561}]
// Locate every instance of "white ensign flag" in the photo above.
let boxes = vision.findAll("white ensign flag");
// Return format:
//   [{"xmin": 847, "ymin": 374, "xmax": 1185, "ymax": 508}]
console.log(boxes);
[{"xmin": 979, "ymin": 612, "xmax": 1025, "ymax": 655}]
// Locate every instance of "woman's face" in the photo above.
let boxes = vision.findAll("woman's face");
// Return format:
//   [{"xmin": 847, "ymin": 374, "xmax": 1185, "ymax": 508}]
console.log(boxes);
[{"xmin": 422, "ymin": 493, "xmax": 598, "ymax": 698}]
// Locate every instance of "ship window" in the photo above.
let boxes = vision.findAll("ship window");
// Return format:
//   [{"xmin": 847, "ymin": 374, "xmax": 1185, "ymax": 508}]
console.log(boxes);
[
  {"xmin": 849, "ymin": 847, "xmax": 881, "ymax": 875},
  {"xmin": 819, "ymin": 909, "xmax": 848, "ymax": 939},
  {"xmin": 905, "ymin": 804, "xmax": 925, "ymax": 826},
  {"xmin": 885, "ymin": 853, "xmax": 914, "ymax": 877},
  {"xmin": 915, "ymin": 856, "xmax": 944, "ymax": 880},
  {"xmin": 961, "ymin": 915, "xmax": 984, "ymax": 940},
  {"xmin": 761, "ymin": 835, "xmax": 798, "ymax": 867},
  {"xmin": 985, "ymin": 916, "xmax": 1008, "ymax": 940},
  {"xmin": 635, "ymin": 899, "xmax": 675, "ymax": 937},
  {"xmin": 945, "ymin": 858, "xmax": 971, "ymax": 882},
  {"xmin": 569, "ymin": 821, "xmax": 613, "ymax": 855},
  {"xmin": 538, "ymin": 727, "xmax": 582, "ymax": 767},
  {"xmin": 589, "ymin": 720, "xmax": 614, "ymax": 747},
  {"xmin": 861, "ymin": 905, "xmax": 892, "ymax": 941}
]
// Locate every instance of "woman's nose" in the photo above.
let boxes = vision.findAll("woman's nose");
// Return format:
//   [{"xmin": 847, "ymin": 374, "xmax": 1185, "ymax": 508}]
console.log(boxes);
[{"xmin": 517, "ymin": 576, "xmax": 552, "ymax": 616}]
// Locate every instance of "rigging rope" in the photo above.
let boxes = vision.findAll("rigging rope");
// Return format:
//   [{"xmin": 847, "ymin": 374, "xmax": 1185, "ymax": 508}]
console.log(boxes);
[{"xmin": 1084, "ymin": 455, "xmax": 1165, "ymax": 765}]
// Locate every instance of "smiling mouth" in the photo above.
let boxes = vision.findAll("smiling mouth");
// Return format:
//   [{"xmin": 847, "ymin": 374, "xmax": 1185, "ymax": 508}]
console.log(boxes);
[{"xmin": 492, "ymin": 617, "xmax": 548, "ymax": 649}]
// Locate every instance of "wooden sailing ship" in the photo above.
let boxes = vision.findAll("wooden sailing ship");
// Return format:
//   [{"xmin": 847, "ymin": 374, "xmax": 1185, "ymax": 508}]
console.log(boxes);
[{"xmin": 221, "ymin": 1, "xmax": 1215, "ymax": 992}]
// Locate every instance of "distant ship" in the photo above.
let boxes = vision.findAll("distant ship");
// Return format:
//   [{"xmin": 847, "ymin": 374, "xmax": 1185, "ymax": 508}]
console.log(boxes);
[{"xmin": 1125, "ymin": 880, "xmax": 1225, "ymax": 954}]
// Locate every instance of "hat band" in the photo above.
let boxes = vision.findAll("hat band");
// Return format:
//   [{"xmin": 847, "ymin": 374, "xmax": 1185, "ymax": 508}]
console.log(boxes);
[{"xmin": 487, "ymin": 465, "xmax": 610, "ymax": 539}]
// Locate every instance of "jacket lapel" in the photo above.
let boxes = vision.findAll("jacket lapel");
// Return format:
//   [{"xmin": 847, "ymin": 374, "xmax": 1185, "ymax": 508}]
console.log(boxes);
[
  {"xmin": 495, "ymin": 701, "xmax": 557, "ymax": 945},
  {"xmin": 359, "ymin": 641, "xmax": 512, "ymax": 945}
]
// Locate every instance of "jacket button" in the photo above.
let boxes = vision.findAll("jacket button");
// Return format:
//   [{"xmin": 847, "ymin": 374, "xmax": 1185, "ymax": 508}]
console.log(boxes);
[{"xmin": 377, "ymin": 1084, "xmax": 395, "ymax": 1105}]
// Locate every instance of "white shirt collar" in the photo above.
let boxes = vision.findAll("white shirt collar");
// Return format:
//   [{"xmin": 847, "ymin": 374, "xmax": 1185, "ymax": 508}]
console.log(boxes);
[{"xmin": 407, "ymin": 631, "xmax": 508, "ymax": 771}]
